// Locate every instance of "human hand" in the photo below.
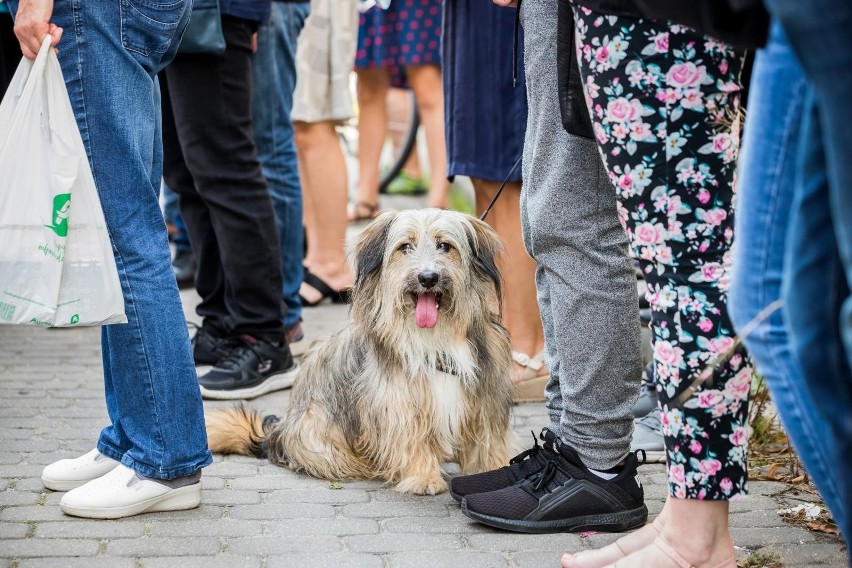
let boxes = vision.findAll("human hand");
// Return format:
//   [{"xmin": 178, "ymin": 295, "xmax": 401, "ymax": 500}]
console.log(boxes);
[
  {"xmin": 251, "ymin": 32, "xmax": 258, "ymax": 53},
  {"xmin": 492, "ymin": 0, "xmax": 518, "ymax": 7},
  {"xmin": 13, "ymin": 0, "xmax": 62, "ymax": 59}
]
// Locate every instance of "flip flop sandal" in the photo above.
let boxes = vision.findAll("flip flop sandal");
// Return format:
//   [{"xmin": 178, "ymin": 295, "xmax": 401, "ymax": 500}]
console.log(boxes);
[
  {"xmin": 299, "ymin": 272, "xmax": 351, "ymax": 307},
  {"xmin": 512, "ymin": 350, "xmax": 549, "ymax": 403},
  {"xmin": 348, "ymin": 201, "xmax": 379, "ymax": 223}
]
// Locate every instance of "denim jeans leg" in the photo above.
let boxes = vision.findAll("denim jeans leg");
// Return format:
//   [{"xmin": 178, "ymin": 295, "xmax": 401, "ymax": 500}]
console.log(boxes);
[
  {"xmin": 162, "ymin": 183, "xmax": 191, "ymax": 254},
  {"xmin": 765, "ymin": 0, "xmax": 852, "ymax": 543},
  {"xmin": 7, "ymin": 0, "xmax": 213, "ymax": 478},
  {"xmin": 730, "ymin": 21, "xmax": 846, "ymax": 533},
  {"xmin": 252, "ymin": 2, "xmax": 311, "ymax": 332},
  {"xmin": 781, "ymin": 98, "xmax": 852, "ymax": 543}
]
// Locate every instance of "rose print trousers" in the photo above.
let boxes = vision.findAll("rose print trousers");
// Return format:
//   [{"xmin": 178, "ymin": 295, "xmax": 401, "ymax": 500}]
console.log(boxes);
[{"xmin": 572, "ymin": 7, "xmax": 753, "ymax": 500}]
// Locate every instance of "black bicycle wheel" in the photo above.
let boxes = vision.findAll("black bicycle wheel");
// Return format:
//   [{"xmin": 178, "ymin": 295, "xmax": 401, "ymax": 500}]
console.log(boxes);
[{"xmin": 378, "ymin": 92, "xmax": 420, "ymax": 194}]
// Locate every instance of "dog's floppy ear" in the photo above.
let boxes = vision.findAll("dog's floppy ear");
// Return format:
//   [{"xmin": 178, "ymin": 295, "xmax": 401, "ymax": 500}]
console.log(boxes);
[
  {"xmin": 465, "ymin": 215, "xmax": 504, "ymax": 307},
  {"xmin": 353, "ymin": 210, "xmax": 397, "ymax": 285}
]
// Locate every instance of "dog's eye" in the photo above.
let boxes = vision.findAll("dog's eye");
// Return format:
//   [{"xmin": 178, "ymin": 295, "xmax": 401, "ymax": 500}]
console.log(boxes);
[
  {"xmin": 437, "ymin": 242, "xmax": 451, "ymax": 253},
  {"xmin": 400, "ymin": 243, "xmax": 414, "ymax": 255}
]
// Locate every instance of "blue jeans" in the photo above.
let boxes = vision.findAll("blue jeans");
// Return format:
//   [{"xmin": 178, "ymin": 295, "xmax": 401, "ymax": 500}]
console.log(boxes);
[
  {"xmin": 729, "ymin": 21, "xmax": 847, "ymax": 535},
  {"xmin": 758, "ymin": 0, "xmax": 852, "ymax": 545},
  {"xmin": 162, "ymin": 183, "xmax": 191, "ymax": 254},
  {"xmin": 251, "ymin": 1, "xmax": 310, "ymax": 331},
  {"xmin": 8, "ymin": 0, "xmax": 212, "ymax": 479}
]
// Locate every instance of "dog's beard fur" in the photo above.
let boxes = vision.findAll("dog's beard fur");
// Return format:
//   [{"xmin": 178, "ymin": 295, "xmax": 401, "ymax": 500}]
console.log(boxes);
[{"xmin": 206, "ymin": 209, "xmax": 518, "ymax": 495}]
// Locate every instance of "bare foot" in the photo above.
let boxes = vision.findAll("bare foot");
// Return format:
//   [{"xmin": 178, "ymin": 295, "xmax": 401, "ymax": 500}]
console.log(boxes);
[
  {"xmin": 603, "ymin": 532, "xmax": 736, "ymax": 568},
  {"xmin": 561, "ymin": 518, "xmax": 662, "ymax": 568}
]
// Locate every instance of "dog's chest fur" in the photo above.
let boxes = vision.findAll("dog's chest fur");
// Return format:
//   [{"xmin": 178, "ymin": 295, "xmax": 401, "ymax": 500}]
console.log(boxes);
[{"xmin": 429, "ymin": 369, "xmax": 465, "ymax": 455}]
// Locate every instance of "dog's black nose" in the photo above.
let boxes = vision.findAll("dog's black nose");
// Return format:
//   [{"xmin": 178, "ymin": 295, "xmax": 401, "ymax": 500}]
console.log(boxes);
[{"xmin": 418, "ymin": 270, "xmax": 439, "ymax": 289}]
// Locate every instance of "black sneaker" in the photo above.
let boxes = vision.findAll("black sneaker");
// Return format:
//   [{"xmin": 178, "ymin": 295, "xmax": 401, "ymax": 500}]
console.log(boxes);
[
  {"xmin": 461, "ymin": 440, "xmax": 647, "ymax": 533},
  {"xmin": 449, "ymin": 429, "xmax": 557, "ymax": 503},
  {"xmin": 198, "ymin": 334, "xmax": 299, "ymax": 400},
  {"xmin": 191, "ymin": 323, "xmax": 235, "ymax": 367}
]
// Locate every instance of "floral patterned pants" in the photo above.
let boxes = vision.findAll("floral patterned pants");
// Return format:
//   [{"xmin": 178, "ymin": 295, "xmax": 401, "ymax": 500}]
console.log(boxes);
[{"xmin": 572, "ymin": 7, "xmax": 753, "ymax": 500}]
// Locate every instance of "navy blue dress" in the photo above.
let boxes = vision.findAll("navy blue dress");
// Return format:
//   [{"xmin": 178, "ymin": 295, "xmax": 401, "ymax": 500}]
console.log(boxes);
[{"xmin": 442, "ymin": 0, "xmax": 527, "ymax": 182}]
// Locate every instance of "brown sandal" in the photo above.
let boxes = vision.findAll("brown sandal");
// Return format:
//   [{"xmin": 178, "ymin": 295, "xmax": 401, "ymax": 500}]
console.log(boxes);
[
  {"xmin": 347, "ymin": 201, "xmax": 379, "ymax": 223},
  {"xmin": 512, "ymin": 350, "xmax": 549, "ymax": 403}
]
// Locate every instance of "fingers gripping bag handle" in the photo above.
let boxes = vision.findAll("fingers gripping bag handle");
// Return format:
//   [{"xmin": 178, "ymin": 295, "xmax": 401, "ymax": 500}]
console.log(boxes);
[{"xmin": 0, "ymin": 38, "xmax": 127, "ymax": 327}]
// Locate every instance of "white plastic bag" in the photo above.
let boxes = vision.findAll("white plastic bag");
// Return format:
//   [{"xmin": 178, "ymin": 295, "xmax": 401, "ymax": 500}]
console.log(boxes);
[{"xmin": 0, "ymin": 37, "xmax": 126, "ymax": 327}]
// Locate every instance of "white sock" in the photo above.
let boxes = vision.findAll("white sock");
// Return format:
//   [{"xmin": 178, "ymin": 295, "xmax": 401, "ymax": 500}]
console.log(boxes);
[{"xmin": 589, "ymin": 468, "xmax": 619, "ymax": 481}]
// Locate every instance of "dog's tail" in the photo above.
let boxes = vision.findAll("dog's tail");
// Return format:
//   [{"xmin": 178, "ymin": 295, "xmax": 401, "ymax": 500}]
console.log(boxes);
[{"xmin": 205, "ymin": 405, "xmax": 280, "ymax": 458}]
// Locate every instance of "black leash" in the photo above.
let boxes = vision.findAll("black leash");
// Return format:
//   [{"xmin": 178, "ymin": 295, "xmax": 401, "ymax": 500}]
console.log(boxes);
[{"xmin": 478, "ymin": 153, "xmax": 523, "ymax": 222}]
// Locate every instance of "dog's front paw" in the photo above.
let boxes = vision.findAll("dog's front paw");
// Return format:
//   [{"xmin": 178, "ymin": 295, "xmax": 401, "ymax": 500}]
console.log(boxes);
[{"xmin": 394, "ymin": 475, "xmax": 448, "ymax": 495}]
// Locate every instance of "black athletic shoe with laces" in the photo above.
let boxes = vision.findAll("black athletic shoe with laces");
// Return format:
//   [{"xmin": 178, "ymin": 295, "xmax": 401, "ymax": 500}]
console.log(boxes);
[
  {"xmin": 461, "ymin": 439, "xmax": 647, "ymax": 533},
  {"xmin": 449, "ymin": 429, "xmax": 558, "ymax": 503},
  {"xmin": 198, "ymin": 334, "xmax": 299, "ymax": 400},
  {"xmin": 191, "ymin": 323, "xmax": 236, "ymax": 367}
]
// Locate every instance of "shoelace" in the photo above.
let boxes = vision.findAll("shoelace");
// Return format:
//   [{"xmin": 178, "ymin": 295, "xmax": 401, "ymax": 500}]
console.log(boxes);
[
  {"xmin": 216, "ymin": 339, "xmax": 262, "ymax": 371},
  {"xmin": 532, "ymin": 460, "xmax": 558, "ymax": 492},
  {"xmin": 509, "ymin": 431, "xmax": 542, "ymax": 465}
]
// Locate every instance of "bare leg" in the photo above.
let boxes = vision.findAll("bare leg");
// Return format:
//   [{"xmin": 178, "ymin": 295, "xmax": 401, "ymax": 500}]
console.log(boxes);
[
  {"xmin": 295, "ymin": 120, "xmax": 354, "ymax": 304},
  {"xmin": 350, "ymin": 67, "xmax": 391, "ymax": 220},
  {"xmin": 473, "ymin": 179, "xmax": 546, "ymax": 383},
  {"xmin": 406, "ymin": 64, "xmax": 449, "ymax": 209}
]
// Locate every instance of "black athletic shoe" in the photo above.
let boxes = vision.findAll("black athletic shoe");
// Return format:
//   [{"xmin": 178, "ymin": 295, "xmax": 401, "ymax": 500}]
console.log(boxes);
[
  {"xmin": 461, "ymin": 440, "xmax": 647, "ymax": 534},
  {"xmin": 198, "ymin": 334, "xmax": 299, "ymax": 400},
  {"xmin": 191, "ymin": 324, "xmax": 235, "ymax": 367},
  {"xmin": 449, "ymin": 429, "xmax": 558, "ymax": 503}
]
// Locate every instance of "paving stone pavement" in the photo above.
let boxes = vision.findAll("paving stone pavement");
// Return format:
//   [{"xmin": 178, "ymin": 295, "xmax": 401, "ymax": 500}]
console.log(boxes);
[{"xmin": 0, "ymin": 197, "xmax": 848, "ymax": 566}]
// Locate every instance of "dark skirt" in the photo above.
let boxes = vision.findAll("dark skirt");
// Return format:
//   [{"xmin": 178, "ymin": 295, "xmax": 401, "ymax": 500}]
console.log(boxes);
[
  {"xmin": 355, "ymin": 0, "xmax": 442, "ymax": 88},
  {"xmin": 442, "ymin": 0, "xmax": 527, "ymax": 182}
]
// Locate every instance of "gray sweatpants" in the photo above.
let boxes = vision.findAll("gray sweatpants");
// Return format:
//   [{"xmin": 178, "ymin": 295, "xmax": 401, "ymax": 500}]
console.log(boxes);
[{"xmin": 520, "ymin": 0, "xmax": 643, "ymax": 470}]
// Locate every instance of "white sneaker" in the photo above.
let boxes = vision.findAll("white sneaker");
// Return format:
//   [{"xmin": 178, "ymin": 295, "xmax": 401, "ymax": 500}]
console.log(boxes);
[
  {"xmin": 60, "ymin": 464, "xmax": 201, "ymax": 519},
  {"xmin": 630, "ymin": 409, "xmax": 666, "ymax": 463},
  {"xmin": 41, "ymin": 449, "xmax": 120, "ymax": 491}
]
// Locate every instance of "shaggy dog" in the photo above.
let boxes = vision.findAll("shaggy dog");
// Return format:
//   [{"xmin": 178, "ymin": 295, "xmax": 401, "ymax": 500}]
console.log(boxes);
[{"xmin": 205, "ymin": 209, "xmax": 516, "ymax": 495}]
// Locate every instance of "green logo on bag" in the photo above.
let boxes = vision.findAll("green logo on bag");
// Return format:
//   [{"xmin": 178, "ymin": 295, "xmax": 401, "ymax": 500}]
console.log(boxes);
[
  {"xmin": 45, "ymin": 193, "xmax": 71, "ymax": 237},
  {"xmin": 70, "ymin": 314, "xmax": 79, "ymax": 325}
]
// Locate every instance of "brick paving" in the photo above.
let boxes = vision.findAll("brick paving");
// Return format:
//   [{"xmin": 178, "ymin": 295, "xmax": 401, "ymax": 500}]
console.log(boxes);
[{"xmin": 0, "ymin": 199, "xmax": 848, "ymax": 566}]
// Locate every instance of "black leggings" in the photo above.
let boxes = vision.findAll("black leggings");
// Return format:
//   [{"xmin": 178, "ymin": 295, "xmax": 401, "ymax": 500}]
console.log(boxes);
[{"xmin": 572, "ymin": 6, "xmax": 753, "ymax": 500}]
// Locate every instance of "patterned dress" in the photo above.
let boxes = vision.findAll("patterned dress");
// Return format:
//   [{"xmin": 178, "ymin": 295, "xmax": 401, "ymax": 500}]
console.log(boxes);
[
  {"xmin": 573, "ymin": 5, "xmax": 753, "ymax": 500},
  {"xmin": 355, "ymin": 0, "xmax": 442, "ymax": 88}
]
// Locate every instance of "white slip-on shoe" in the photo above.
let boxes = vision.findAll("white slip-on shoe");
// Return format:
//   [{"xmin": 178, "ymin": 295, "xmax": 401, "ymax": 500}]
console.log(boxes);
[
  {"xmin": 60, "ymin": 464, "xmax": 201, "ymax": 519},
  {"xmin": 41, "ymin": 449, "xmax": 120, "ymax": 491}
]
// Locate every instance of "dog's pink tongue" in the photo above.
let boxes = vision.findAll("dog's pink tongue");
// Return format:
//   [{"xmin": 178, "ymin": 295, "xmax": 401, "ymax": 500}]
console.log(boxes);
[{"xmin": 415, "ymin": 293, "xmax": 439, "ymax": 328}]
